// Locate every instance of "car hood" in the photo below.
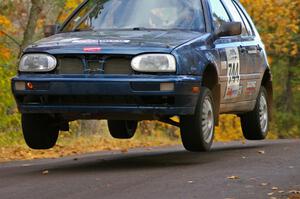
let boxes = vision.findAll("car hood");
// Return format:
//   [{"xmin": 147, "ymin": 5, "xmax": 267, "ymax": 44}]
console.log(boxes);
[{"xmin": 25, "ymin": 30, "xmax": 203, "ymax": 55}]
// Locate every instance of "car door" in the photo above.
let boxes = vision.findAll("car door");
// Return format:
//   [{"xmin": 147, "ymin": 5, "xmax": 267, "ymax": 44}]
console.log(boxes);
[
  {"xmin": 207, "ymin": 0, "xmax": 246, "ymax": 108},
  {"xmin": 233, "ymin": 0, "xmax": 263, "ymax": 101},
  {"xmin": 222, "ymin": 0, "xmax": 260, "ymax": 102}
]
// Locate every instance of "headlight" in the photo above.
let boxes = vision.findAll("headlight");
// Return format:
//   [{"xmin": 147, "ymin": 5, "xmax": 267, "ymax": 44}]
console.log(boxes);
[
  {"xmin": 19, "ymin": 54, "xmax": 57, "ymax": 72},
  {"xmin": 131, "ymin": 54, "xmax": 176, "ymax": 72}
]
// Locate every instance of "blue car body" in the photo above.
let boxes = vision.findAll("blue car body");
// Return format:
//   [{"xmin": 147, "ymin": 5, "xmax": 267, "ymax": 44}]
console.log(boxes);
[{"xmin": 12, "ymin": 0, "xmax": 272, "ymax": 122}]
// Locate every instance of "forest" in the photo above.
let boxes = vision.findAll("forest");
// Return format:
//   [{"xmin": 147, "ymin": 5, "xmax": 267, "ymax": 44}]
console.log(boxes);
[{"xmin": 0, "ymin": 0, "xmax": 299, "ymax": 154}]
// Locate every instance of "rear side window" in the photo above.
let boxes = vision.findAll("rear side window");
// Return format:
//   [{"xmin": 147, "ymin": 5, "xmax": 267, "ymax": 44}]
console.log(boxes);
[
  {"xmin": 208, "ymin": 0, "xmax": 230, "ymax": 30},
  {"xmin": 232, "ymin": 0, "xmax": 254, "ymax": 36},
  {"xmin": 223, "ymin": 0, "xmax": 248, "ymax": 36}
]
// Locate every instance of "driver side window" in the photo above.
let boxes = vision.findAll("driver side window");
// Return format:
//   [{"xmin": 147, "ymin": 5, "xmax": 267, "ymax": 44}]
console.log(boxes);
[{"xmin": 208, "ymin": 0, "xmax": 230, "ymax": 31}]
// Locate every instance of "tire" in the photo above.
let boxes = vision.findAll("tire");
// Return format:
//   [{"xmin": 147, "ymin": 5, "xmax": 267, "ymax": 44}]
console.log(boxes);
[
  {"xmin": 107, "ymin": 120, "xmax": 138, "ymax": 139},
  {"xmin": 180, "ymin": 87, "xmax": 215, "ymax": 152},
  {"xmin": 22, "ymin": 114, "xmax": 59, "ymax": 149},
  {"xmin": 240, "ymin": 87, "xmax": 269, "ymax": 140}
]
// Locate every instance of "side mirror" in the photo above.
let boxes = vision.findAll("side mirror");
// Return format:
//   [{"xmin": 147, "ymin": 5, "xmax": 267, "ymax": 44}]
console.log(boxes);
[
  {"xmin": 44, "ymin": 24, "xmax": 60, "ymax": 37},
  {"xmin": 216, "ymin": 22, "xmax": 242, "ymax": 37}
]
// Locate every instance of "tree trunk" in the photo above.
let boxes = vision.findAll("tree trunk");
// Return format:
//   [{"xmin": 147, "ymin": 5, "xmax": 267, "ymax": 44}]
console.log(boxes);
[
  {"xmin": 20, "ymin": 0, "xmax": 44, "ymax": 54},
  {"xmin": 44, "ymin": 0, "xmax": 66, "ymax": 25},
  {"xmin": 282, "ymin": 57, "xmax": 296, "ymax": 112}
]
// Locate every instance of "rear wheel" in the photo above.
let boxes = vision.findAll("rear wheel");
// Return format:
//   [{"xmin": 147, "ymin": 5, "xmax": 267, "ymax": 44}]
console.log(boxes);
[
  {"xmin": 107, "ymin": 120, "xmax": 138, "ymax": 139},
  {"xmin": 240, "ymin": 87, "xmax": 269, "ymax": 140},
  {"xmin": 180, "ymin": 87, "xmax": 215, "ymax": 152},
  {"xmin": 22, "ymin": 114, "xmax": 59, "ymax": 149}
]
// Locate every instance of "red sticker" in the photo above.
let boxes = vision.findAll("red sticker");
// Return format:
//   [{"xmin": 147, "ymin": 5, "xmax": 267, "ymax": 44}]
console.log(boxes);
[{"xmin": 83, "ymin": 47, "xmax": 102, "ymax": 52}]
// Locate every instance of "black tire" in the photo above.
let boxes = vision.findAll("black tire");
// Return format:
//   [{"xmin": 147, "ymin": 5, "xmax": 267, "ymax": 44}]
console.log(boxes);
[
  {"xmin": 180, "ymin": 87, "xmax": 215, "ymax": 152},
  {"xmin": 22, "ymin": 114, "xmax": 59, "ymax": 149},
  {"xmin": 107, "ymin": 120, "xmax": 138, "ymax": 139},
  {"xmin": 240, "ymin": 87, "xmax": 269, "ymax": 140}
]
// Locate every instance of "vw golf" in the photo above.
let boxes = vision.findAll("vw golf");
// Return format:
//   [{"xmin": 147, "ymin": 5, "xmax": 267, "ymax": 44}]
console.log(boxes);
[{"xmin": 12, "ymin": 0, "xmax": 273, "ymax": 152}]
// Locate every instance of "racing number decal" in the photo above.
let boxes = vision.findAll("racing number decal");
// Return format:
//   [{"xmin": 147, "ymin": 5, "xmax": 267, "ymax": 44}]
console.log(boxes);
[{"xmin": 225, "ymin": 48, "xmax": 241, "ymax": 99}]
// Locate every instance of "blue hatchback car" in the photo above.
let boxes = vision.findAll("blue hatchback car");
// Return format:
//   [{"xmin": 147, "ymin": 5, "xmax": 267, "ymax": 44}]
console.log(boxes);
[{"xmin": 12, "ymin": 0, "xmax": 272, "ymax": 152}]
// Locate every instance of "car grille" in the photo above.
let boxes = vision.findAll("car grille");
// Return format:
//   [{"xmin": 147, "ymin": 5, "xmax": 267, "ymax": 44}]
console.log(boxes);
[
  {"xmin": 19, "ymin": 95, "xmax": 175, "ymax": 107},
  {"xmin": 56, "ymin": 55, "xmax": 133, "ymax": 75}
]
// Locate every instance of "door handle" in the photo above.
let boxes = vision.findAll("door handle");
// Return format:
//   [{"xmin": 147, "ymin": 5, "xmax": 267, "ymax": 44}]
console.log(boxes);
[
  {"xmin": 240, "ymin": 45, "xmax": 247, "ymax": 54},
  {"xmin": 257, "ymin": 44, "xmax": 263, "ymax": 52}
]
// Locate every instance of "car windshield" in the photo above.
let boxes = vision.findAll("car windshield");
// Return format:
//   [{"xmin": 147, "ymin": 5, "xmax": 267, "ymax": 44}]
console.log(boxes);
[{"xmin": 62, "ymin": 0, "xmax": 205, "ymax": 32}]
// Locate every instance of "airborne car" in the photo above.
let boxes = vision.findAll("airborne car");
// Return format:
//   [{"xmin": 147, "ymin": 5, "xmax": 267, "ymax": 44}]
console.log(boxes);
[{"xmin": 12, "ymin": 0, "xmax": 272, "ymax": 151}]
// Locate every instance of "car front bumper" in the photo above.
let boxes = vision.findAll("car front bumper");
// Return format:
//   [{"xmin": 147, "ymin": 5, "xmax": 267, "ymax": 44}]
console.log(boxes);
[{"xmin": 11, "ymin": 74, "xmax": 202, "ymax": 120}]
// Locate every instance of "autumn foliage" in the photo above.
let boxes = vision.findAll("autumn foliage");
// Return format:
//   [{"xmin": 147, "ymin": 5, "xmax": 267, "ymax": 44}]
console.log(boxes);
[
  {"xmin": 0, "ymin": 15, "xmax": 13, "ymax": 60},
  {"xmin": 241, "ymin": 0, "xmax": 300, "ymax": 58}
]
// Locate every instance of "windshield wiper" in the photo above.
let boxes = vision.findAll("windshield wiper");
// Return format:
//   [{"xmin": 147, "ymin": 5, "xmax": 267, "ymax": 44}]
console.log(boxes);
[
  {"xmin": 132, "ymin": 27, "xmax": 148, "ymax": 31},
  {"xmin": 131, "ymin": 27, "xmax": 167, "ymax": 31},
  {"xmin": 72, "ymin": 3, "xmax": 104, "ymax": 32}
]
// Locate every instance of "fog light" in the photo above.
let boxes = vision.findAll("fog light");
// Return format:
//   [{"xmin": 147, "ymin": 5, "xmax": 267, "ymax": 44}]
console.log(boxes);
[
  {"xmin": 192, "ymin": 86, "xmax": 200, "ymax": 93},
  {"xmin": 160, "ymin": 83, "xmax": 174, "ymax": 91},
  {"xmin": 15, "ymin": 82, "xmax": 25, "ymax": 91},
  {"xmin": 26, "ymin": 82, "xmax": 34, "ymax": 90}
]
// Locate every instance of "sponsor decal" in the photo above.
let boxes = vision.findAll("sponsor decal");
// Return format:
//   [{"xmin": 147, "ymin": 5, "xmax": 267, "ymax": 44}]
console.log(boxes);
[
  {"xmin": 58, "ymin": 38, "xmax": 81, "ymax": 43},
  {"xmin": 83, "ymin": 47, "xmax": 102, "ymax": 52},
  {"xmin": 225, "ymin": 48, "xmax": 241, "ymax": 99},
  {"xmin": 99, "ymin": 40, "xmax": 130, "ymax": 43},
  {"xmin": 221, "ymin": 61, "xmax": 227, "ymax": 70},
  {"xmin": 245, "ymin": 81, "xmax": 257, "ymax": 95},
  {"xmin": 73, "ymin": 39, "xmax": 99, "ymax": 44},
  {"xmin": 247, "ymin": 49, "xmax": 258, "ymax": 54},
  {"xmin": 74, "ymin": 39, "xmax": 130, "ymax": 44}
]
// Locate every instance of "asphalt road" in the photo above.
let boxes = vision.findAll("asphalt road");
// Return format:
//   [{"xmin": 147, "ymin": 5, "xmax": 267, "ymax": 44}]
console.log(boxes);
[{"xmin": 0, "ymin": 140, "xmax": 299, "ymax": 199}]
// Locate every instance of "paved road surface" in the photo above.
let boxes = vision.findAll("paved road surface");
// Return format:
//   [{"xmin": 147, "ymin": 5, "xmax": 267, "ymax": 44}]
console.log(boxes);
[{"xmin": 0, "ymin": 140, "xmax": 299, "ymax": 199}]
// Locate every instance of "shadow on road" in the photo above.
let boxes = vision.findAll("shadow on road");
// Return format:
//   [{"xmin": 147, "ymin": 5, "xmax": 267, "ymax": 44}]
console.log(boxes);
[{"xmin": 42, "ymin": 142, "xmax": 267, "ymax": 174}]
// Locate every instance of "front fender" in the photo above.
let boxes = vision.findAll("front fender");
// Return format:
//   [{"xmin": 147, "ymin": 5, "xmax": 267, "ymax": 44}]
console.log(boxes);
[{"xmin": 171, "ymin": 33, "xmax": 220, "ymax": 76}]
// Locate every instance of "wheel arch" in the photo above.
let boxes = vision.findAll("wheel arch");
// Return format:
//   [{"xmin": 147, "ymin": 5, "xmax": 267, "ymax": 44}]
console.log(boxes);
[
  {"xmin": 261, "ymin": 69, "xmax": 273, "ymax": 120},
  {"xmin": 201, "ymin": 63, "xmax": 220, "ymax": 125}
]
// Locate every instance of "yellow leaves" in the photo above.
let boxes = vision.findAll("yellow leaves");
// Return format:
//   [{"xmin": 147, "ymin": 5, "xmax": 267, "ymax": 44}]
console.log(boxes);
[
  {"xmin": 0, "ymin": 15, "xmax": 12, "ymax": 30},
  {"xmin": 227, "ymin": 175, "xmax": 240, "ymax": 180},
  {"xmin": 290, "ymin": 190, "xmax": 300, "ymax": 194},
  {"xmin": 36, "ymin": 19, "xmax": 45, "ymax": 30},
  {"xmin": 0, "ymin": 15, "xmax": 13, "ymax": 40},
  {"xmin": 42, "ymin": 170, "xmax": 49, "ymax": 175},
  {"xmin": 0, "ymin": 46, "xmax": 11, "ymax": 60},
  {"xmin": 288, "ymin": 24, "xmax": 299, "ymax": 34},
  {"xmin": 215, "ymin": 115, "xmax": 244, "ymax": 142},
  {"xmin": 282, "ymin": 48, "xmax": 289, "ymax": 54},
  {"xmin": 289, "ymin": 191, "xmax": 300, "ymax": 199},
  {"xmin": 215, "ymin": 115, "xmax": 276, "ymax": 142},
  {"xmin": 65, "ymin": 0, "xmax": 84, "ymax": 10},
  {"xmin": 268, "ymin": 192, "xmax": 274, "ymax": 196},
  {"xmin": 120, "ymin": 149, "xmax": 128, "ymax": 153},
  {"xmin": 267, "ymin": 56, "xmax": 273, "ymax": 65},
  {"xmin": 0, "ymin": 15, "xmax": 14, "ymax": 61},
  {"xmin": 57, "ymin": 0, "xmax": 84, "ymax": 22},
  {"xmin": 258, "ymin": 150, "xmax": 265, "ymax": 154},
  {"xmin": 291, "ymin": 44, "xmax": 298, "ymax": 56},
  {"xmin": 240, "ymin": 0, "xmax": 300, "ymax": 57}
]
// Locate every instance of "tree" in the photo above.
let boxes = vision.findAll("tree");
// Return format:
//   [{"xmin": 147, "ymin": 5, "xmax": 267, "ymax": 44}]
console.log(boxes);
[{"xmin": 20, "ymin": 0, "xmax": 45, "ymax": 51}]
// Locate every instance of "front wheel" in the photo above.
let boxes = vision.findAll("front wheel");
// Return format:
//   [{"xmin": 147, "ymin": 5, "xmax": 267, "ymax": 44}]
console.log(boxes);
[
  {"xmin": 180, "ymin": 87, "xmax": 215, "ymax": 152},
  {"xmin": 22, "ymin": 114, "xmax": 59, "ymax": 149},
  {"xmin": 240, "ymin": 87, "xmax": 269, "ymax": 140}
]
